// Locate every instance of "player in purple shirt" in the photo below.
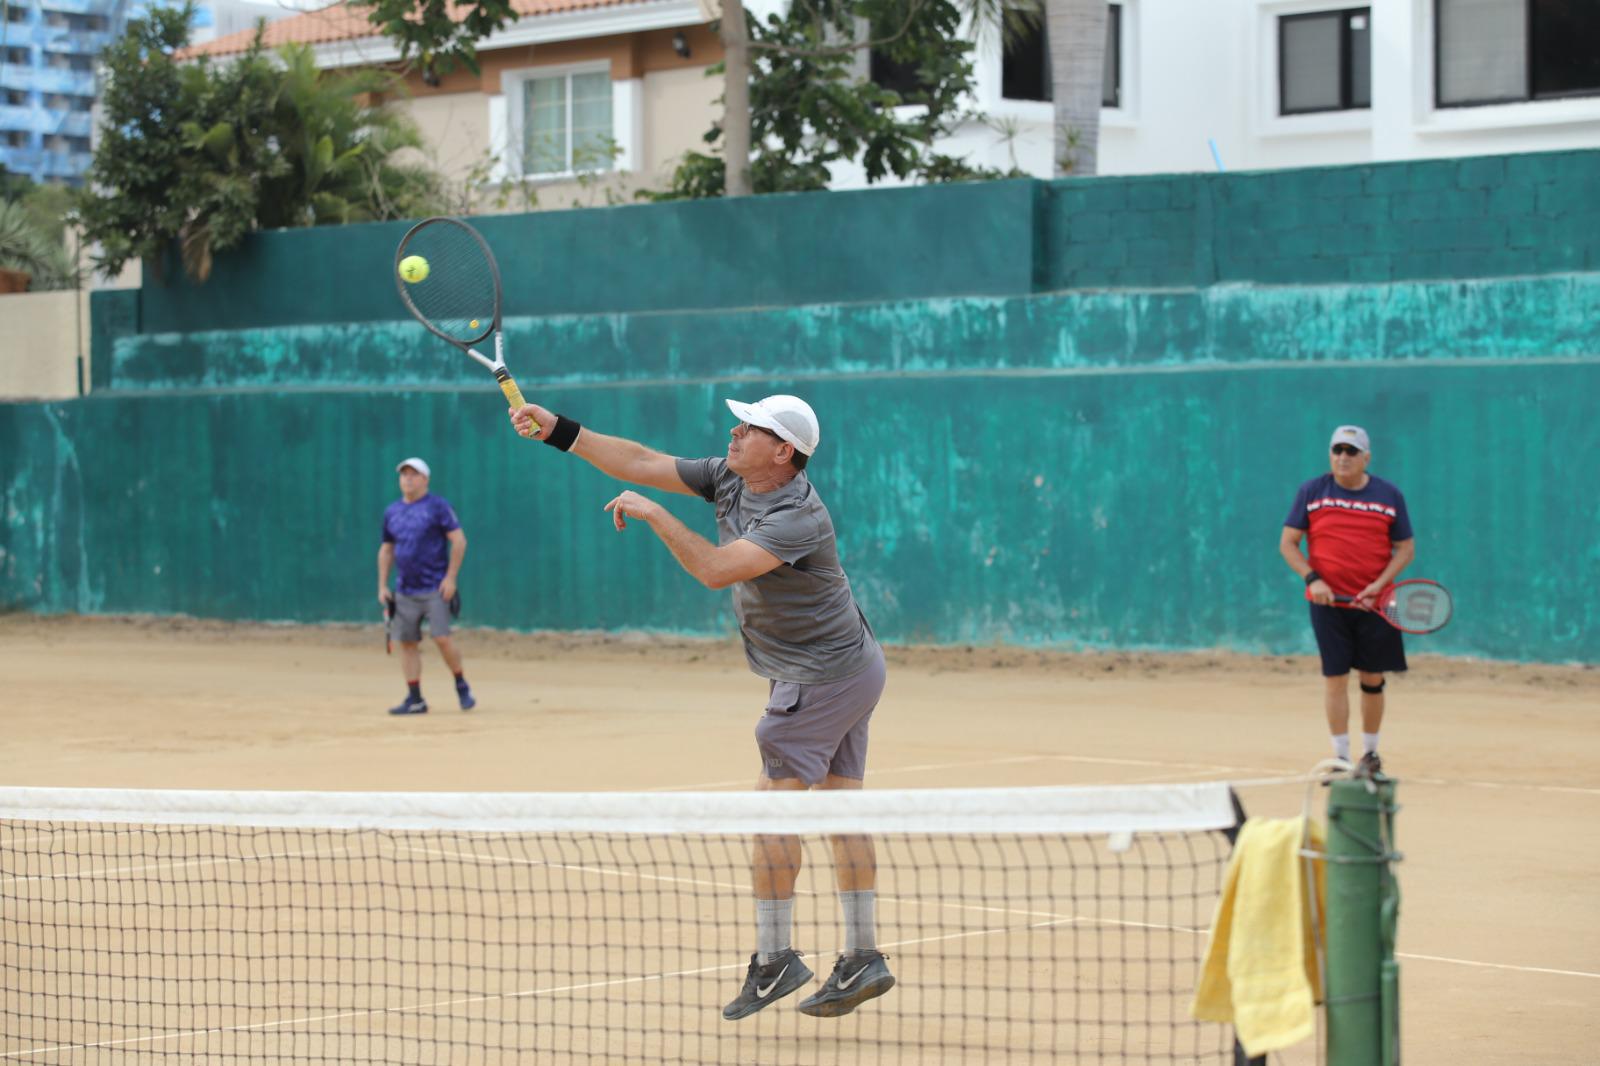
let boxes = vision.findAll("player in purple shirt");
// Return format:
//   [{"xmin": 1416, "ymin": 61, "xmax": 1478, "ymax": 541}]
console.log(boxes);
[{"xmin": 377, "ymin": 458, "xmax": 474, "ymax": 715}]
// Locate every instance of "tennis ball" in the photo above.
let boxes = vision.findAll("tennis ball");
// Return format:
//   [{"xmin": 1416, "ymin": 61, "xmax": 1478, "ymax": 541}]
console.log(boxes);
[
  {"xmin": 398, "ymin": 255, "xmax": 430, "ymax": 283},
  {"xmin": 470, "ymin": 319, "xmax": 480, "ymax": 329}
]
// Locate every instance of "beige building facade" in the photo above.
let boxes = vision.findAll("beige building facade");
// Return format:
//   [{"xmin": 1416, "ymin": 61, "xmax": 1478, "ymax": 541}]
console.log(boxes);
[
  {"xmin": 0, "ymin": 290, "xmax": 88, "ymax": 400},
  {"xmin": 185, "ymin": 0, "xmax": 725, "ymax": 212}
]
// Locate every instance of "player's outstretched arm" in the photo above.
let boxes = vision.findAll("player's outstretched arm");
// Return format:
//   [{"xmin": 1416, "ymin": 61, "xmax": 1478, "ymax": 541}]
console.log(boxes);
[
  {"xmin": 605, "ymin": 491, "xmax": 783, "ymax": 589},
  {"xmin": 510, "ymin": 403, "xmax": 693, "ymax": 496}
]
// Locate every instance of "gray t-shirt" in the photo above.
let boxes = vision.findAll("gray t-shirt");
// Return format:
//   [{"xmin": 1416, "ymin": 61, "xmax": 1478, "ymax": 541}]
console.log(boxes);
[{"xmin": 676, "ymin": 457, "xmax": 877, "ymax": 684}]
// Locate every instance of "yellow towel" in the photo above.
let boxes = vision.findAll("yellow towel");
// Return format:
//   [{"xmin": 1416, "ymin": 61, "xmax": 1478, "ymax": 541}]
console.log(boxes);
[{"xmin": 1190, "ymin": 816, "xmax": 1326, "ymax": 1057}]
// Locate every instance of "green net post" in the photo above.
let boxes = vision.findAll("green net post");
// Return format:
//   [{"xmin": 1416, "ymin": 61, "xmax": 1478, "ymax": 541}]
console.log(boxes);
[{"xmin": 1325, "ymin": 777, "xmax": 1402, "ymax": 1066}]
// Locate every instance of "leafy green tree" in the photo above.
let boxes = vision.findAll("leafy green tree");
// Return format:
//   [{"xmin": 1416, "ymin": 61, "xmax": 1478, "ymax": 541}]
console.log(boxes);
[
  {"xmin": 357, "ymin": 0, "xmax": 1028, "ymax": 200},
  {"xmin": 652, "ymin": 0, "xmax": 1016, "ymax": 200},
  {"xmin": 77, "ymin": 4, "xmax": 446, "ymax": 282}
]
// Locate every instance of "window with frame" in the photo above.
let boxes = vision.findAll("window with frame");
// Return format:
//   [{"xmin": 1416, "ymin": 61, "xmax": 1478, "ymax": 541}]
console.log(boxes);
[
  {"xmin": 999, "ymin": 2, "xmax": 1122, "ymax": 107},
  {"xmin": 869, "ymin": 17, "xmax": 934, "ymax": 102},
  {"xmin": 1437, "ymin": 0, "xmax": 1600, "ymax": 107},
  {"xmin": 520, "ymin": 69, "xmax": 614, "ymax": 176},
  {"xmin": 1279, "ymin": 8, "xmax": 1370, "ymax": 114}
]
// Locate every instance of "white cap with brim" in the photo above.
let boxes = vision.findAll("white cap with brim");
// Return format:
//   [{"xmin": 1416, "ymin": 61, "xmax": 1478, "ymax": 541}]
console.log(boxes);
[
  {"xmin": 726, "ymin": 395, "xmax": 820, "ymax": 456},
  {"xmin": 1329, "ymin": 426, "xmax": 1370, "ymax": 453},
  {"xmin": 395, "ymin": 457, "xmax": 431, "ymax": 477}
]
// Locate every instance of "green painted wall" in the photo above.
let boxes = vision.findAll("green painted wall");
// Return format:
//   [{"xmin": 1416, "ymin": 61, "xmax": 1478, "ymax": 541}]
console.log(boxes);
[
  {"xmin": 1040, "ymin": 150, "xmax": 1600, "ymax": 289},
  {"xmin": 132, "ymin": 181, "xmax": 1041, "ymax": 336},
  {"xmin": 115, "ymin": 149, "xmax": 1600, "ymax": 349},
  {"xmin": 8, "ymin": 273, "xmax": 1600, "ymax": 663},
  {"xmin": 20, "ymin": 151, "xmax": 1600, "ymax": 662}
]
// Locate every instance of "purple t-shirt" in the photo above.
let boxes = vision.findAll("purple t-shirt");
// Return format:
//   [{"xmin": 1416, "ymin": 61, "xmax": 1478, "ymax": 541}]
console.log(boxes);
[{"xmin": 382, "ymin": 494, "xmax": 461, "ymax": 595}]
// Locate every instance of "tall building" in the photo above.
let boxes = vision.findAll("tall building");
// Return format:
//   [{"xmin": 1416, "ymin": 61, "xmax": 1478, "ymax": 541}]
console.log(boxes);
[{"xmin": 0, "ymin": 0, "xmax": 291, "ymax": 186}]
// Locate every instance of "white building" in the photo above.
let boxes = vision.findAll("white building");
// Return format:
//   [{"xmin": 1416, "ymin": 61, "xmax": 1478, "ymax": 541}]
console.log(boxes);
[
  {"xmin": 178, "ymin": 0, "xmax": 1600, "ymax": 206},
  {"xmin": 838, "ymin": 0, "xmax": 1600, "ymax": 186}
]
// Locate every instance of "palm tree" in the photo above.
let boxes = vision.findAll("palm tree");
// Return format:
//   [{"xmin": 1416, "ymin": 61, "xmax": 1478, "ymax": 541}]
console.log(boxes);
[
  {"xmin": 0, "ymin": 200, "xmax": 77, "ymax": 291},
  {"xmin": 1045, "ymin": 0, "xmax": 1106, "ymax": 175},
  {"xmin": 173, "ymin": 42, "xmax": 446, "ymax": 280}
]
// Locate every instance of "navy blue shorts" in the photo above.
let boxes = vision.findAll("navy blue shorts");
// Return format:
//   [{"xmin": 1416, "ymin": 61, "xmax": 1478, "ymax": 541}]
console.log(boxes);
[{"xmin": 1309, "ymin": 604, "xmax": 1407, "ymax": 678}]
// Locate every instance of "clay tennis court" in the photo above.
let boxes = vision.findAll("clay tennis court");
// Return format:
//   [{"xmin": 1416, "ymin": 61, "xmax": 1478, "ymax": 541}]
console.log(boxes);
[{"xmin": 3, "ymin": 615, "xmax": 1596, "ymax": 1064}]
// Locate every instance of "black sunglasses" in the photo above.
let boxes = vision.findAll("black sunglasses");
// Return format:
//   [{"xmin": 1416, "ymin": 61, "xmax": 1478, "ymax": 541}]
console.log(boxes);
[
  {"xmin": 740, "ymin": 422, "xmax": 782, "ymax": 441},
  {"xmin": 1330, "ymin": 444, "xmax": 1363, "ymax": 456}
]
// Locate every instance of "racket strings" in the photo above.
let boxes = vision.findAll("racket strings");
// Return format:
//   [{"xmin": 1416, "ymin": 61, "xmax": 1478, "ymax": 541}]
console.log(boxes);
[
  {"xmin": 398, "ymin": 224, "xmax": 498, "ymax": 343},
  {"xmin": 1385, "ymin": 584, "xmax": 1452, "ymax": 632}
]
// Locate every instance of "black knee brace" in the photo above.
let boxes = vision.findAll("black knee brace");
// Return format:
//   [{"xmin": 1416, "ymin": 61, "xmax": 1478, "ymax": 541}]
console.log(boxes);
[{"xmin": 1360, "ymin": 680, "xmax": 1385, "ymax": 695}]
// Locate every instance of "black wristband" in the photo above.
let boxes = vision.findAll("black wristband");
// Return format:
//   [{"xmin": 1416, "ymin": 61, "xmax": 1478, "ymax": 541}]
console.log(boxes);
[
  {"xmin": 543, "ymin": 414, "xmax": 581, "ymax": 452},
  {"xmin": 1304, "ymin": 570, "xmax": 1321, "ymax": 586}
]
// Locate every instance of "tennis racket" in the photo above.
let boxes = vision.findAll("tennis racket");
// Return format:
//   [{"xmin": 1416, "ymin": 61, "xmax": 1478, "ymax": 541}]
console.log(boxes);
[
  {"xmin": 1336, "ymin": 579, "xmax": 1453, "ymax": 635},
  {"xmin": 394, "ymin": 217, "xmax": 537, "ymax": 434},
  {"xmin": 383, "ymin": 596, "xmax": 396, "ymax": 655}
]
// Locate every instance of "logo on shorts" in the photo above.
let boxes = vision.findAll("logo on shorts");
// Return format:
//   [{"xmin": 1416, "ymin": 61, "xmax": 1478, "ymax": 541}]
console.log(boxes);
[{"xmin": 767, "ymin": 756, "xmax": 783, "ymax": 768}]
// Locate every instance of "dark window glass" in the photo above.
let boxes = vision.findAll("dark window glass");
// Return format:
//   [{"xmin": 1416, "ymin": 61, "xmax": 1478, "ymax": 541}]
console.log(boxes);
[
  {"xmin": 1438, "ymin": 0, "xmax": 1600, "ymax": 106},
  {"xmin": 999, "ymin": 3, "xmax": 1121, "ymax": 107},
  {"xmin": 1531, "ymin": 0, "xmax": 1600, "ymax": 98},
  {"xmin": 1002, "ymin": 15, "xmax": 1049, "ymax": 102},
  {"xmin": 1349, "ymin": 10, "xmax": 1371, "ymax": 105},
  {"xmin": 870, "ymin": 21, "xmax": 932, "ymax": 103},
  {"xmin": 1102, "ymin": 3, "xmax": 1121, "ymax": 107},
  {"xmin": 1280, "ymin": 8, "xmax": 1371, "ymax": 114}
]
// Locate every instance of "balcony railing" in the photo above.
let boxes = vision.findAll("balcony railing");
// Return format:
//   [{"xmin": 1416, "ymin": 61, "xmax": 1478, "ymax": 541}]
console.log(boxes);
[
  {"xmin": 0, "ymin": 144, "xmax": 92, "ymax": 181},
  {"xmin": 0, "ymin": 65, "xmax": 96, "ymax": 96}
]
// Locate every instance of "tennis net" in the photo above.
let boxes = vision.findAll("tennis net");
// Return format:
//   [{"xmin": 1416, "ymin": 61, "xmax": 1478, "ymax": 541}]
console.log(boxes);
[{"xmin": 1, "ymin": 783, "xmax": 1245, "ymax": 1064}]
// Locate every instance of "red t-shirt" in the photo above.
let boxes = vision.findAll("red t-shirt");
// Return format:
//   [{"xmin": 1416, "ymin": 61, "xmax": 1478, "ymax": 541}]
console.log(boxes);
[{"xmin": 1284, "ymin": 474, "xmax": 1413, "ymax": 600}]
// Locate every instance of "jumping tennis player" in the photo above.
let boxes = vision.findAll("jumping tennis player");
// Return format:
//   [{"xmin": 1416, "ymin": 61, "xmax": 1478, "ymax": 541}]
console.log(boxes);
[{"xmin": 509, "ymin": 394, "xmax": 894, "ymax": 1020}]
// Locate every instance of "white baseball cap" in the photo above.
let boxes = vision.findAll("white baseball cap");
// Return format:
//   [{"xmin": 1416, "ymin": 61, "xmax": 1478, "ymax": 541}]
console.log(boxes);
[
  {"xmin": 1329, "ymin": 425, "xmax": 1370, "ymax": 453},
  {"xmin": 395, "ymin": 457, "xmax": 431, "ymax": 477},
  {"xmin": 725, "ymin": 395, "xmax": 820, "ymax": 456}
]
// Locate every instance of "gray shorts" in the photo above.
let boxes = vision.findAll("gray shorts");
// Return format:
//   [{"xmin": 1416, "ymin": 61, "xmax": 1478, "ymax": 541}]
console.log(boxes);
[
  {"xmin": 391, "ymin": 591, "xmax": 451, "ymax": 643},
  {"xmin": 755, "ymin": 643, "xmax": 887, "ymax": 785}
]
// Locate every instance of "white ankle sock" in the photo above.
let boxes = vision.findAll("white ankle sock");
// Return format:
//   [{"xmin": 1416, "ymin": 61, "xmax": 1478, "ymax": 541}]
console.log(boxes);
[{"xmin": 756, "ymin": 898, "xmax": 793, "ymax": 965}]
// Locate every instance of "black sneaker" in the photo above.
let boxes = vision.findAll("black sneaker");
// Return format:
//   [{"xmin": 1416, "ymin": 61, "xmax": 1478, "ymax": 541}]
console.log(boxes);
[
  {"xmin": 388, "ymin": 695, "xmax": 428, "ymax": 715},
  {"xmin": 722, "ymin": 949, "xmax": 812, "ymax": 1021},
  {"xmin": 797, "ymin": 950, "xmax": 895, "ymax": 1018},
  {"xmin": 1354, "ymin": 751, "xmax": 1384, "ymax": 779},
  {"xmin": 457, "ymin": 684, "xmax": 476, "ymax": 711}
]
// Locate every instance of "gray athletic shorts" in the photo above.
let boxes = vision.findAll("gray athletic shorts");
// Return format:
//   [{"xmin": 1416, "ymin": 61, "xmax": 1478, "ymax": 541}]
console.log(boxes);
[
  {"xmin": 755, "ymin": 643, "xmax": 887, "ymax": 785},
  {"xmin": 391, "ymin": 591, "xmax": 451, "ymax": 643}
]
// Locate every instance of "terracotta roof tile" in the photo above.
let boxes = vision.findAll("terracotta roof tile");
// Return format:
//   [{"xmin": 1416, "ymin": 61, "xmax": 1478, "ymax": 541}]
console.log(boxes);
[{"xmin": 179, "ymin": 0, "xmax": 648, "ymax": 60}]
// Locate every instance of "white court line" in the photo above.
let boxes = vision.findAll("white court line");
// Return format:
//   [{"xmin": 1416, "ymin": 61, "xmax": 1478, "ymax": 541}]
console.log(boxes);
[
  {"xmin": 0, "ymin": 906, "xmax": 1197, "ymax": 1059},
  {"xmin": 1396, "ymin": 953, "xmax": 1600, "ymax": 980},
  {"xmin": 5, "ymin": 833, "xmax": 1589, "ymax": 1057},
  {"xmin": 652, "ymin": 751, "xmax": 1600, "ymax": 797},
  {"xmin": 0, "ymin": 846, "xmax": 352, "ymax": 888}
]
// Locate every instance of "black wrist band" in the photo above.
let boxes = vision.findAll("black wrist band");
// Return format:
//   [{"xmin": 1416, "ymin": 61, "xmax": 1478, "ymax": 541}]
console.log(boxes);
[
  {"xmin": 544, "ymin": 415, "xmax": 581, "ymax": 452},
  {"xmin": 1304, "ymin": 570, "xmax": 1321, "ymax": 586}
]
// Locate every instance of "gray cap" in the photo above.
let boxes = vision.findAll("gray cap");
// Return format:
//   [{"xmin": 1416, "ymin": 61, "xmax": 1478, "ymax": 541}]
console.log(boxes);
[{"xmin": 1329, "ymin": 426, "xmax": 1369, "ymax": 453}]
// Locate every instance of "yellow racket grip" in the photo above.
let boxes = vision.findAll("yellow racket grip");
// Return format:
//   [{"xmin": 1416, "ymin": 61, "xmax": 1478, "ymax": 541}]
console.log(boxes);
[{"xmin": 495, "ymin": 371, "xmax": 540, "ymax": 436}]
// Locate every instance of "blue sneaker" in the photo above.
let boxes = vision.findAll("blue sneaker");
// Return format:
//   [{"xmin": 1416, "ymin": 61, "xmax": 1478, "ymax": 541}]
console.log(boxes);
[
  {"xmin": 388, "ymin": 694, "xmax": 428, "ymax": 715},
  {"xmin": 797, "ymin": 951, "xmax": 895, "ymax": 1017},
  {"xmin": 457, "ymin": 684, "xmax": 476, "ymax": 711},
  {"xmin": 722, "ymin": 949, "xmax": 812, "ymax": 1020}
]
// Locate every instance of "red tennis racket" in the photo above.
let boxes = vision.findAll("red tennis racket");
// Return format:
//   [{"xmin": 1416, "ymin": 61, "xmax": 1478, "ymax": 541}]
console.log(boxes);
[{"xmin": 1336, "ymin": 579, "xmax": 1453, "ymax": 635}]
